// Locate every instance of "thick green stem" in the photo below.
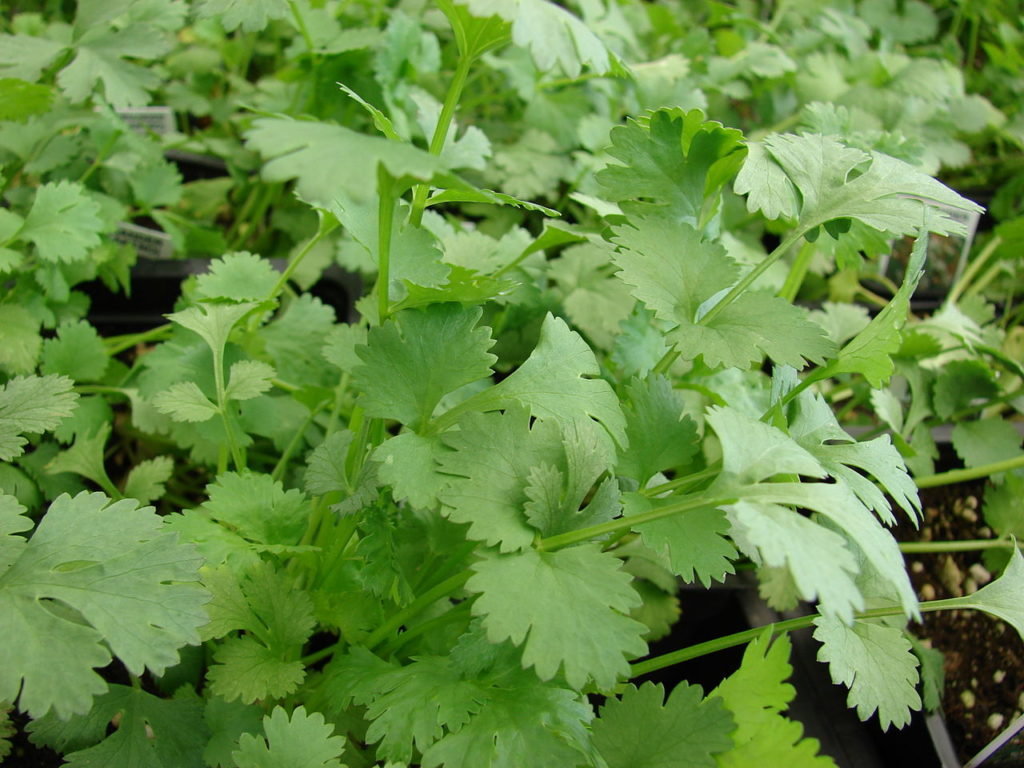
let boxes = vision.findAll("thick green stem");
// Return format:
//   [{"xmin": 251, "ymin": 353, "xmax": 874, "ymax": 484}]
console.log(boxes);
[
  {"xmin": 778, "ymin": 240, "xmax": 817, "ymax": 303},
  {"xmin": 916, "ymin": 454, "xmax": 1024, "ymax": 489},
  {"xmin": 364, "ymin": 570, "xmax": 473, "ymax": 650},
  {"xmin": 700, "ymin": 230, "xmax": 805, "ymax": 325},
  {"xmin": 104, "ymin": 323, "xmax": 174, "ymax": 354},
  {"xmin": 408, "ymin": 54, "xmax": 473, "ymax": 227},
  {"xmin": 375, "ymin": 172, "xmax": 396, "ymax": 324},
  {"xmin": 628, "ymin": 598, "xmax": 962, "ymax": 680},
  {"xmin": 211, "ymin": 345, "xmax": 245, "ymax": 472},
  {"xmin": 537, "ymin": 494, "xmax": 731, "ymax": 551},
  {"xmin": 949, "ymin": 235, "xmax": 1001, "ymax": 305},
  {"xmin": 900, "ymin": 539, "xmax": 1021, "ymax": 554}
]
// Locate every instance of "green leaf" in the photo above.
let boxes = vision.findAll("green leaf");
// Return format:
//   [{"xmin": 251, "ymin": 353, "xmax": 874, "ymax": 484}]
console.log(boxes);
[
  {"xmin": 950, "ymin": 547, "xmax": 1024, "ymax": 641},
  {"xmin": 617, "ymin": 375, "xmax": 699, "ymax": 485},
  {"xmin": 421, "ymin": 679, "xmax": 592, "ymax": 768},
  {"xmin": 0, "ymin": 35, "xmax": 66, "ymax": 82},
  {"xmin": 815, "ymin": 225, "xmax": 928, "ymax": 387},
  {"xmin": 353, "ymin": 304, "xmax": 496, "ymax": 431},
  {"xmin": 167, "ymin": 302, "xmax": 259, "ymax": 359},
  {"xmin": 729, "ymin": 499, "xmax": 863, "ymax": 622},
  {"xmin": 233, "ymin": 706, "xmax": 346, "ymax": 768},
  {"xmin": 597, "ymin": 109, "xmax": 746, "ymax": 226},
  {"xmin": 932, "ymin": 359, "xmax": 999, "ymax": 420},
  {"xmin": 46, "ymin": 423, "xmax": 114, "ymax": 491},
  {"xmin": 453, "ymin": 313, "xmax": 628, "ymax": 447},
  {"xmin": 0, "ymin": 492, "xmax": 207, "ymax": 718},
  {"xmin": 612, "ymin": 218, "xmax": 835, "ymax": 370},
  {"xmin": 246, "ymin": 117, "xmax": 449, "ymax": 206},
  {"xmin": 439, "ymin": 408, "xmax": 563, "ymax": 551},
  {"xmin": 789, "ymin": 393, "xmax": 920, "ymax": 525},
  {"xmin": 201, "ymin": 472, "xmax": 309, "ymax": 549},
  {"xmin": 736, "ymin": 133, "xmax": 983, "ymax": 237},
  {"xmin": 202, "ymin": 696, "xmax": 264, "ymax": 768},
  {"xmin": 547, "ymin": 242, "xmax": 635, "ymax": 351},
  {"xmin": 350, "ymin": 655, "xmax": 484, "ymax": 763},
  {"xmin": 0, "ymin": 374, "xmax": 78, "ymax": 461},
  {"xmin": 31, "ymin": 685, "xmax": 207, "ymax": 768},
  {"xmin": 626, "ymin": 494, "xmax": 737, "ymax": 587},
  {"xmin": 40, "ymin": 320, "xmax": 109, "ymax": 382},
  {"xmin": 0, "ymin": 77, "xmax": 54, "ymax": 121},
  {"xmin": 467, "ymin": 544, "xmax": 647, "ymax": 690},
  {"xmin": 0, "ymin": 304, "xmax": 42, "ymax": 374},
  {"xmin": 20, "ymin": 181, "xmax": 105, "ymax": 263},
  {"xmin": 592, "ymin": 681, "xmax": 735, "ymax": 768},
  {"xmin": 374, "ymin": 431, "xmax": 450, "ymax": 511},
  {"xmin": 983, "ymin": 472, "xmax": 1024, "ymax": 540},
  {"xmin": 706, "ymin": 405, "xmax": 824, "ymax": 485},
  {"xmin": 202, "ymin": 563, "xmax": 316, "ymax": 704},
  {"xmin": 195, "ymin": 253, "xmax": 279, "ymax": 302},
  {"xmin": 225, "ymin": 360, "xmax": 276, "ymax": 402},
  {"xmin": 194, "ymin": 0, "xmax": 290, "ymax": 33},
  {"xmin": 952, "ymin": 419, "xmax": 1023, "ymax": 473},
  {"xmin": 262, "ymin": 295, "xmax": 337, "ymax": 387},
  {"xmin": 436, "ymin": 0, "xmax": 511, "ymax": 62},
  {"xmin": 710, "ymin": 632, "xmax": 835, "ymax": 767},
  {"xmin": 458, "ymin": 0, "xmax": 613, "ymax": 77},
  {"xmin": 152, "ymin": 381, "xmax": 219, "ymax": 423},
  {"xmin": 123, "ymin": 456, "xmax": 174, "ymax": 505},
  {"xmin": 813, "ymin": 616, "xmax": 921, "ymax": 730}
]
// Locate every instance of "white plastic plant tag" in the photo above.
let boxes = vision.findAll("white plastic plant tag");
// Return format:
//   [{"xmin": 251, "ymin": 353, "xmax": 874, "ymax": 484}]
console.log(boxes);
[
  {"xmin": 112, "ymin": 222, "xmax": 174, "ymax": 260},
  {"xmin": 113, "ymin": 106, "xmax": 175, "ymax": 135}
]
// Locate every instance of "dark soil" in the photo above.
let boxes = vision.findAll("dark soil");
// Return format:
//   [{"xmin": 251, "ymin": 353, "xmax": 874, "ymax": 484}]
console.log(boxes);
[{"xmin": 898, "ymin": 481, "xmax": 1024, "ymax": 766}]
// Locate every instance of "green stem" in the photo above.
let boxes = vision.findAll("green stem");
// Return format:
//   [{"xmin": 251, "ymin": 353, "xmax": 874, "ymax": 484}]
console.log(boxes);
[
  {"xmin": 949, "ymin": 235, "xmax": 1001, "ymax": 305},
  {"xmin": 104, "ymin": 323, "xmax": 174, "ymax": 354},
  {"xmin": 642, "ymin": 464, "xmax": 721, "ymax": 497},
  {"xmin": 78, "ymin": 130, "xmax": 122, "ymax": 185},
  {"xmin": 271, "ymin": 402, "xmax": 324, "ymax": 482},
  {"xmin": 380, "ymin": 600, "xmax": 474, "ymax": 657},
  {"xmin": 916, "ymin": 454, "xmax": 1024, "ymax": 489},
  {"xmin": 211, "ymin": 344, "xmax": 245, "ymax": 472},
  {"xmin": 900, "ymin": 539, "xmax": 1020, "ymax": 554},
  {"xmin": 266, "ymin": 223, "xmax": 332, "ymax": 306},
  {"xmin": 537, "ymin": 494, "xmax": 730, "ymax": 551},
  {"xmin": 408, "ymin": 54, "xmax": 473, "ymax": 227},
  {"xmin": 652, "ymin": 346, "xmax": 681, "ymax": 376},
  {"xmin": 375, "ymin": 171, "xmax": 396, "ymax": 324},
  {"xmin": 778, "ymin": 240, "xmax": 816, "ymax": 303},
  {"xmin": 700, "ymin": 230, "xmax": 805, "ymax": 326},
  {"xmin": 364, "ymin": 570, "xmax": 473, "ymax": 650},
  {"xmin": 628, "ymin": 598, "xmax": 962, "ymax": 680}
]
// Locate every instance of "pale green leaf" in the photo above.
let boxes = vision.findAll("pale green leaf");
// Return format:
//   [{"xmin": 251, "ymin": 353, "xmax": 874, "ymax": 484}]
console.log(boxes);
[
  {"xmin": 167, "ymin": 302, "xmax": 259, "ymax": 358},
  {"xmin": 593, "ymin": 681, "xmax": 735, "ymax": 768},
  {"xmin": 374, "ymin": 431, "xmax": 450, "ymax": 511},
  {"xmin": 454, "ymin": 313, "xmax": 628, "ymax": 447},
  {"xmin": 195, "ymin": 253, "xmax": 279, "ymax": 302},
  {"xmin": 233, "ymin": 706, "xmax": 346, "ymax": 768},
  {"xmin": 20, "ymin": 181, "xmax": 105, "ymax": 263},
  {"xmin": 617, "ymin": 375, "xmax": 699, "ymax": 486},
  {"xmin": 0, "ymin": 492, "xmax": 207, "ymax": 718},
  {"xmin": 0, "ymin": 374, "xmax": 78, "ymax": 461},
  {"xmin": 225, "ymin": 361, "xmax": 276, "ymax": 402},
  {"xmin": 459, "ymin": 0, "xmax": 612, "ymax": 77},
  {"xmin": 813, "ymin": 616, "xmax": 921, "ymax": 730},
  {"xmin": 950, "ymin": 547, "xmax": 1024, "ymax": 641},
  {"xmin": 706, "ymin": 405, "xmax": 825, "ymax": 485},
  {"xmin": 123, "ymin": 456, "xmax": 174, "ymax": 505},
  {"xmin": 40, "ymin": 320, "xmax": 109, "ymax": 382},
  {"xmin": 152, "ymin": 382, "xmax": 219, "ymax": 423},
  {"xmin": 194, "ymin": 0, "xmax": 290, "ymax": 32},
  {"xmin": 468, "ymin": 544, "xmax": 647, "ymax": 690},
  {"xmin": 438, "ymin": 408, "xmax": 562, "ymax": 551},
  {"xmin": 0, "ymin": 304, "xmax": 42, "ymax": 374},
  {"xmin": 728, "ymin": 500, "xmax": 862, "ymax": 621}
]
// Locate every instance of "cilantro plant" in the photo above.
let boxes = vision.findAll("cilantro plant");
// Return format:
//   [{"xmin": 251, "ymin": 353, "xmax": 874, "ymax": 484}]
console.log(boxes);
[{"xmin": 2, "ymin": 1, "xmax": 1024, "ymax": 766}]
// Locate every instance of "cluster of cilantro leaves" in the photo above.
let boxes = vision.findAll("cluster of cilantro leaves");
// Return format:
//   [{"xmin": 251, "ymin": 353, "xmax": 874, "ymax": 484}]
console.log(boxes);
[{"xmin": 2, "ymin": 1, "xmax": 1024, "ymax": 767}]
